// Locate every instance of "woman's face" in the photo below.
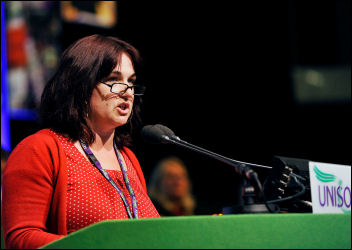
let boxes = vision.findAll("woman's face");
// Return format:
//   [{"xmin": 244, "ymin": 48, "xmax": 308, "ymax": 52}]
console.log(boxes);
[
  {"xmin": 88, "ymin": 52, "xmax": 136, "ymax": 133},
  {"xmin": 161, "ymin": 162, "xmax": 189, "ymax": 200}
]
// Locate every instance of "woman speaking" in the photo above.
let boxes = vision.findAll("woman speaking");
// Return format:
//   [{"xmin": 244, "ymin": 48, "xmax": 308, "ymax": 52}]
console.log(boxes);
[{"xmin": 2, "ymin": 34, "xmax": 160, "ymax": 249}]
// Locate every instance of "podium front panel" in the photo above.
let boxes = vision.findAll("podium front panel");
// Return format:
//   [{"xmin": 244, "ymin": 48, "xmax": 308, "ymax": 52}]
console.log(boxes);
[{"xmin": 41, "ymin": 213, "xmax": 351, "ymax": 249}]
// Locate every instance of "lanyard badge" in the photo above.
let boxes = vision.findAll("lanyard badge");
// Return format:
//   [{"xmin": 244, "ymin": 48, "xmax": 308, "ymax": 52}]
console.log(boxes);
[{"xmin": 80, "ymin": 140, "xmax": 139, "ymax": 219}]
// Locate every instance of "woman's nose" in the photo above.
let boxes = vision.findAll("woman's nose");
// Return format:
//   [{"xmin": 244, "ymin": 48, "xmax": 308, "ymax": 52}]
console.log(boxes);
[{"xmin": 120, "ymin": 85, "xmax": 134, "ymax": 99}]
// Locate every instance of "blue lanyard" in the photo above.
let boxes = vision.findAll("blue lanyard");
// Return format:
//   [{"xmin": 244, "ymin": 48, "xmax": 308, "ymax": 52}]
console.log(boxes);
[{"xmin": 80, "ymin": 140, "xmax": 139, "ymax": 219}]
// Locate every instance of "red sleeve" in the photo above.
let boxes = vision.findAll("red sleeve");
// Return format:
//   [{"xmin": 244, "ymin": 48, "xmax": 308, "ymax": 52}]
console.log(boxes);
[
  {"xmin": 122, "ymin": 147, "xmax": 147, "ymax": 193},
  {"xmin": 1, "ymin": 132, "xmax": 65, "ymax": 249}
]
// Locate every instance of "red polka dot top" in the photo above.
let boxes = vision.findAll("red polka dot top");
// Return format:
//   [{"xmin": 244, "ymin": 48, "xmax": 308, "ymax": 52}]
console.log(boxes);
[{"xmin": 55, "ymin": 132, "xmax": 160, "ymax": 233}]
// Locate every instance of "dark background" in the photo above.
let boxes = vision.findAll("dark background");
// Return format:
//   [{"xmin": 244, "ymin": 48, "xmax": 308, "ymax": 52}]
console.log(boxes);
[{"xmin": 10, "ymin": 0, "xmax": 351, "ymax": 214}]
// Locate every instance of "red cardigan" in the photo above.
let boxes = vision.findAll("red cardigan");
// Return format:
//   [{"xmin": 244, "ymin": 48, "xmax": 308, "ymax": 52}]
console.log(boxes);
[{"xmin": 1, "ymin": 129, "xmax": 148, "ymax": 249}]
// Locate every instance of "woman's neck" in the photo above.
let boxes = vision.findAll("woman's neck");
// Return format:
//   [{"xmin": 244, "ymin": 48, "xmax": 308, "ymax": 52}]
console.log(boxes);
[
  {"xmin": 87, "ymin": 116, "xmax": 115, "ymax": 151},
  {"xmin": 88, "ymin": 123, "xmax": 116, "ymax": 152}
]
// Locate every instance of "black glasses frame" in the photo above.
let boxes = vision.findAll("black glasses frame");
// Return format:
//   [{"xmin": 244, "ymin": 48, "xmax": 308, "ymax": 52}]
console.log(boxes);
[{"xmin": 100, "ymin": 82, "xmax": 145, "ymax": 96}]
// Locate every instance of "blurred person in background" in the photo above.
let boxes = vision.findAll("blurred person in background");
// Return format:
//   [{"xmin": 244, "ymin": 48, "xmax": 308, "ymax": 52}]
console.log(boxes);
[
  {"xmin": 1, "ymin": 34, "xmax": 160, "ymax": 249},
  {"xmin": 148, "ymin": 156, "xmax": 196, "ymax": 216}
]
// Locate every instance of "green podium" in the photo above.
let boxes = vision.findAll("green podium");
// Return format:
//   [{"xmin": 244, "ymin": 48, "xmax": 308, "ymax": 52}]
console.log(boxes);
[{"xmin": 41, "ymin": 213, "xmax": 351, "ymax": 249}]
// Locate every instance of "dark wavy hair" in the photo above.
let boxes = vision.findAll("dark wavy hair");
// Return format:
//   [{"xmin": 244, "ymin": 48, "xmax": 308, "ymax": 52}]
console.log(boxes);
[{"xmin": 40, "ymin": 34, "xmax": 143, "ymax": 148}]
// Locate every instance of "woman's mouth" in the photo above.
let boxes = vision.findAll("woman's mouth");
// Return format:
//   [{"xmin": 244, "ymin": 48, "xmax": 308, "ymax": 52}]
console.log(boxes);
[{"xmin": 117, "ymin": 102, "xmax": 130, "ymax": 115}]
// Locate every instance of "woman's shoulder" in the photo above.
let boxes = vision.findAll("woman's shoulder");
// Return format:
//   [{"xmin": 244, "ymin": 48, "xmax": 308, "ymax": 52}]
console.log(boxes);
[
  {"xmin": 12, "ymin": 129, "xmax": 69, "ymax": 157},
  {"xmin": 18, "ymin": 129, "xmax": 61, "ymax": 147},
  {"xmin": 5, "ymin": 129, "xmax": 67, "ymax": 176}
]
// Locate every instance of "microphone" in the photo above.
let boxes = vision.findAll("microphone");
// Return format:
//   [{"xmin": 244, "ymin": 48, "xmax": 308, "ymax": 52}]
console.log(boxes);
[
  {"xmin": 140, "ymin": 124, "xmax": 167, "ymax": 144},
  {"xmin": 142, "ymin": 124, "xmax": 280, "ymax": 213},
  {"xmin": 141, "ymin": 124, "xmax": 272, "ymax": 177}
]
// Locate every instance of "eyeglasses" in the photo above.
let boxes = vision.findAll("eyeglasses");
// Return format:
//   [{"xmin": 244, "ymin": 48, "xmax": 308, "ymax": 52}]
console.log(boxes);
[{"xmin": 100, "ymin": 82, "xmax": 146, "ymax": 96}]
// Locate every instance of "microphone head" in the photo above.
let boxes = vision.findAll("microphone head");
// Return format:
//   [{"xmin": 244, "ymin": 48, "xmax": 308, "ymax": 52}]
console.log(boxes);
[
  {"xmin": 155, "ymin": 124, "xmax": 176, "ymax": 137},
  {"xmin": 141, "ymin": 125, "xmax": 168, "ymax": 144}
]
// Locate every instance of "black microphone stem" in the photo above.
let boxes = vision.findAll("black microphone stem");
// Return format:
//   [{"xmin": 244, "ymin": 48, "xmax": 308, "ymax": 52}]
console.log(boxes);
[
  {"xmin": 161, "ymin": 135, "xmax": 272, "ymax": 175},
  {"xmin": 175, "ymin": 137, "xmax": 272, "ymax": 170}
]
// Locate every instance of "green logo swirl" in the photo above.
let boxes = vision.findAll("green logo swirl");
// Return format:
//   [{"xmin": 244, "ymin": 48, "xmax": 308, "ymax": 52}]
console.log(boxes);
[{"xmin": 313, "ymin": 165, "xmax": 336, "ymax": 182}]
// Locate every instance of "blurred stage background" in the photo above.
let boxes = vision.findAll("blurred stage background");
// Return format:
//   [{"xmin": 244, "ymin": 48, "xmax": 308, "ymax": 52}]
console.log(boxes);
[{"xmin": 1, "ymin": 0, "xmax": 351, "ymax": 214}]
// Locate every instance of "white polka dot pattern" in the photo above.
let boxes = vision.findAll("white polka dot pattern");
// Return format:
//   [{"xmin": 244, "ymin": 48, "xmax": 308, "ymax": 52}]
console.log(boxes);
[{"xmin": 49, "ymin": 131, "xmax": 160, "ymax": 233}]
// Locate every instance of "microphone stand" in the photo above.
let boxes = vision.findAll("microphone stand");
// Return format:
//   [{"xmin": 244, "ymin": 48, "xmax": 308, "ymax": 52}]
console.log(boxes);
[{"xmin": 161, "ymin": 135, "xmax": 278, "ymax": 213}]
